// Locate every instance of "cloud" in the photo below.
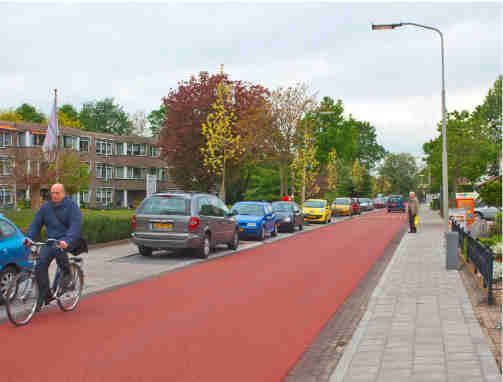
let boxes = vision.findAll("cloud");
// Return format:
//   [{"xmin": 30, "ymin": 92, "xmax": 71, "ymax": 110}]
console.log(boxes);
[{"xmin": 0, "ymin": 2, "xmax": 500, "ymax": 157}]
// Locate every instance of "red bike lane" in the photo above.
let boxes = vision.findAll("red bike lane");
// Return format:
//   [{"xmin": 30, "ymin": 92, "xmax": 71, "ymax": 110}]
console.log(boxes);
[{"xmin": 0, "ymin": 211, "xmax": 405, "ymax": 382}]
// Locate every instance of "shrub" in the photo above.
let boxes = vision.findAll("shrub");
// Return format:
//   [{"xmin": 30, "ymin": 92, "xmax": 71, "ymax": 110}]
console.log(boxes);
[{"xmin": 82, "ymin": 214, "xmax": 132, "ymax": 245}]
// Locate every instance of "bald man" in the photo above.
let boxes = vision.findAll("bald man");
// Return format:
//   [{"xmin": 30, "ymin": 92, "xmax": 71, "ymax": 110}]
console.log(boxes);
[{"xmin": 26, "ymin": 183, "xmax": 82, "ymax": 310}]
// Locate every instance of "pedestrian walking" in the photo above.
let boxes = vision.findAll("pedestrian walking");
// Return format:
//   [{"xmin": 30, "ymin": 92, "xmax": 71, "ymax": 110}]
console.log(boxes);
[{"xmin": 408, "ymin": 191, "xmax": 419, "ymax": 233}]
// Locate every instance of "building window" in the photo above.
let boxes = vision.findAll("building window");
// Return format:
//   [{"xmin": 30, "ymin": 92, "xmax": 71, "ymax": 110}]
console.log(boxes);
[
  {"xmin": 0, "ymin": 132, "xmax": 12, "ymax": 147},
  {"xmin": 0, "ymin": 186, "xmax": 12, "ymax": 207},
  {"xmin": 126, "ymin": 143, "xmax": 147, "ymax": 156},
  {"xmin": 157, "ymin": 168, "xmax": 168, "ymax": 181},
  {"xmin": 0, "ymin": 157, "xmax": 13, "ymax": 176},
  {"xmin": 96, "ymin": 140, "xmax": 113, "ymax": 156},
  {"xmin": 95, "ymin": 188, "xmax": 113, "ymax": 206},
  {"xmin": 79, "ymin": 137, "xmax": 90, "ymax": 152},
  {"xmin": 17, "ymin": 133, "xmax": 27, "ymax": 147},
  {"xmin": 80, "ymin": 191, "xmax": 90, "ymax": 204},
  {"xmin": 96, "ymin": 163, "xmax": 113, "ymax": 180},
  {"xmin": 32, "ymin": 134, "xmax": 44, "ymax": 146},
  {"xmin": 149, "ymin": 167, "xmax": 157, "ymax": 175},
  {"xmin": 150, "ymin": 146, "xmax": 160, "ymax": 157},
  {"xmin": 25, "ymin": 160, "xmax": 40, "ymax": 176},
  {"xmin": 115, "ymin": 142, "xmax": 124, "ymax": 156},
  {"xmin": 115, "ymin": 167, "xmax": 126, "ymax": 179},
  {"xmin": 62, "ymin": 135, "xmax": 77, "ymax": 150},
  {"xmin": 127, "ymin": 167, "xmax": 145, "ymax": 180}
]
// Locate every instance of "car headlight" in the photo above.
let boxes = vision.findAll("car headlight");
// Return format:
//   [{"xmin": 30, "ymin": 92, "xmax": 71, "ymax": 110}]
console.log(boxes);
[
  {"xmin": 247, "ymin": 222, "xmax": 257, "ymax": 227},
  {"xmin": 284, "ymin": 217, "xmax": 291, "ymax": 223}
]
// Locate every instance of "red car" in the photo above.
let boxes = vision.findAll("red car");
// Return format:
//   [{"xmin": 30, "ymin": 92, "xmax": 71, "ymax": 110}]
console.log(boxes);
[{"xmin": 351, "ymin": 198, "xmax": 361, "ymax": 215}]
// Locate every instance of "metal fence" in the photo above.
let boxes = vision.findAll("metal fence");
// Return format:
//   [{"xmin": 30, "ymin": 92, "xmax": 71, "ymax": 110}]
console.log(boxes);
[{"xmin": 451, "ymin": 219, "xmax": 496, "ymax": 305}]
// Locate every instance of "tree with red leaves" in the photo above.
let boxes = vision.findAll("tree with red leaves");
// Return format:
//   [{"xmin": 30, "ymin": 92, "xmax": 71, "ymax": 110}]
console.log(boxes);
[{"xmin": 159, "ymin": 71, "xmax": 270, "ymax": 200}]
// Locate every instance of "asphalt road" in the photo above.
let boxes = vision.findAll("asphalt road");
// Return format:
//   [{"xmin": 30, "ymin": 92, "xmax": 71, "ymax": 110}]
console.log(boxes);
[{"xmin": 0, "ymin": 210, "xmax": 405, "ymax": 382}]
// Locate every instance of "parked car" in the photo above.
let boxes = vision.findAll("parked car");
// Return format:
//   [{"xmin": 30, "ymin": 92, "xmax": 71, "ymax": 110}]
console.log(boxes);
[
  {"xmin": 272, "ymin": 201, "xmax": 304, "ymax": 232},
  {"xmin": 0, "ymin": 214, "xmax": 30, "ymax": 302},
  {"xmin": 373, "ymin": 197, "xmax": 386, "ymax": 209},
  {"xmin": 131, "ymin": 192, "xmax": 239, "ymax": 259},
  {"xmin": 303, "ymin": 199, "xmax": 332, "ymax": 224},
  {"xmin": 359, "ymin": 198, "xmax": 374, "ymax": 211},
  {"xmin": 387, "ymin": 195, "xmax": 406, "ymax": 213},
  {"xmin": 332, "ymin": 197, "xmax": 352, "ymax": 216},
  {"xmin": 231, "ymin": 201, "xmax": 279, "ymax": 240},
  {"xmin": 474, "ymin": 200, "xmax": 500, "ymax": 220},
  {"xmin": 351, "ymin": 198, "xmax": 361, "ymax": 215}
]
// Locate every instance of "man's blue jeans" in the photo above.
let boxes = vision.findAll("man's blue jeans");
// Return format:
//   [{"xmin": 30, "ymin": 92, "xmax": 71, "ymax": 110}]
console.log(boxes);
[{"xmin": 35, "ymin": 244, "xmax": 70, "ymax": 300}]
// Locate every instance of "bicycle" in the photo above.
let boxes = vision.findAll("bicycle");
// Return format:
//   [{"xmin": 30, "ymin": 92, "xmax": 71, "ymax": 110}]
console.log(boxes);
[{"xmin": 5, "ymin": 239, "xmax": 84, "ymax": 326}]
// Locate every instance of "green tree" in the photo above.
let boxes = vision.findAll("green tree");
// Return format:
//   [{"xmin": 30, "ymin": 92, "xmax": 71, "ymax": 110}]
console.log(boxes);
[
  {"xmin": 147, "ymin": 104, "xmax": 167, "ymax": 136},
  {"xmin": 200, "ymin": 82, "xmax": 243, "ymax": 202},
  {"xmin": 79, "ymin": 98, "xmax": 133, "ymax": 135},
  {"xmin": 423, "ymin": 110, "xmax": 493, "ymax": 194},
  {"xmin": 244, "ymin": 162, "xmax": 281, "ymax": 202},
  {"xmin": 478, "ymin": 178, "xmax": 502, "ymax": 208},
  {"xmin": 378, "ymin": 153, "xmax": 418, "ymax": 196},
  {"xmin": 48, "ymin": 151, "xmax": 90, "ymax": 195},
  {"xmin": 15, "ymin": 103, "xmax": 46, "ymax": 123}
]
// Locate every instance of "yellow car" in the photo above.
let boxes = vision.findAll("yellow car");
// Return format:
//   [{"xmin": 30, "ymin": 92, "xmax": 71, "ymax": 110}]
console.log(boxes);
[
  {"xmin": 331, "ymin": 197, "xmax": 352, "ymax": 216},
  {"xmin": 303, "ymin": 199, "xmax": 332, "ymax": 224}
]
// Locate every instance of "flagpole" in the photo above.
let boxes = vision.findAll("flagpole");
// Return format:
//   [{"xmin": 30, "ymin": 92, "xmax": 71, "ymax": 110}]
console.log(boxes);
[{"xmin": 54, "ymin": 88, "xmax": 59, "ymax": 182}]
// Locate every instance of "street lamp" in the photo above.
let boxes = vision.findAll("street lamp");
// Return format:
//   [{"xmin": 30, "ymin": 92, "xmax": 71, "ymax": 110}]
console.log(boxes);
[{"xmin": 372, "ymin": 22, "xmax": 449, "ymax": 237}]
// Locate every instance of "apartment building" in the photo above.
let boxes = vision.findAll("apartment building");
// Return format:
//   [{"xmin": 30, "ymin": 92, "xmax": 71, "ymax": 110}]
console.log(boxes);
[{"xmin": 0, "ymin": 120, "xmax": 175, "ymax": 208}]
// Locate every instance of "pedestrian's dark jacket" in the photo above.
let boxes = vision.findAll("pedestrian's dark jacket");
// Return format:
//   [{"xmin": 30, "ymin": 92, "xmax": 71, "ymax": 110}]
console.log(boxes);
[{"xmin": 26, "ymin": 197, "xmax": 83, "ymax": 249}]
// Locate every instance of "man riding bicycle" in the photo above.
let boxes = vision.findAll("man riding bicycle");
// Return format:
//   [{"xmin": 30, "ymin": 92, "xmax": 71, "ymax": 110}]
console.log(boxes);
[{"xmin": 25, "ymin": 183, "xmax": 82, "ymax": 310}]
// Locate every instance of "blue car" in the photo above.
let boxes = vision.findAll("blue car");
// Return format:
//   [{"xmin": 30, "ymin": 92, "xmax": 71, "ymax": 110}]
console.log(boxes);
[
  {"xmin": 231, "ymin": 202, "xmax": 279, "ymax": 241},
  {"xmin": 0, "ymin": 214, "xmax": 30, "ymax": 302}
]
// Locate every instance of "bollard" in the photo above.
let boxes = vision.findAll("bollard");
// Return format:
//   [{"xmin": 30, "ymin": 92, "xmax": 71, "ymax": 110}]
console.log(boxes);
[{"xmin": 446, "ymin": 231, "xmax": 459, "ymax": 269}]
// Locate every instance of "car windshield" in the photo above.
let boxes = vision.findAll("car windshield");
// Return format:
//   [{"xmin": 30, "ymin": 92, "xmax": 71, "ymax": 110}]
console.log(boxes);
[
  {"xmin": 304, "ymin": 200, "xmax": 325, "ymax": 208},
  {"xmin": 272, "ymin": 202, "xmax": 293, "ymax": 212},
  {"xmin": 232, "ymin": 204, "xmax": 265, "ymax": 216},
  {"xmin": 335, "ymin": 198, "xmax": 349, "ymax": 205},
  {"xmin": 137, "ymin": 196, "xmax": 188, "ymax": 215},
  {"xmin": 389, "ymin": 197, "xmax": 401, "ymax": 203}
]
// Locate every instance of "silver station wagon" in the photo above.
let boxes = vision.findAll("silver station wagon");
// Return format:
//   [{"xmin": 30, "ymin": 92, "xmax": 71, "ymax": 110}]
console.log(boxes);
[{"xmin": 131, "ymin": 192, "xmax": 239, "ymax": 258}]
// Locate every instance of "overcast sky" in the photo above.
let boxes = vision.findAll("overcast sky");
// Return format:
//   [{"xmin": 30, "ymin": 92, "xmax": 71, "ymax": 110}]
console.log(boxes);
[{"xmin": 1, "ymin": 2, "xmax": 501, "ymax": 158}]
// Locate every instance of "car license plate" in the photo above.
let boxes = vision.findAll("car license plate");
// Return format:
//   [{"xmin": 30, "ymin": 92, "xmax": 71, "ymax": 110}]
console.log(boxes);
[{"xmin": 154, "ymin": 222, "xmax": 173, "ymax": 230}]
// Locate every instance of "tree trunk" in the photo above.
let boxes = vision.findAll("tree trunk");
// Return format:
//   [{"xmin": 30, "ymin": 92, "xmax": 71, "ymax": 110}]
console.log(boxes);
[
  {"xmin": 301, "ymin": 166, "xmax": 306, "ymax": 205},
  {"xmin": 219, "ymin": 156, "xmax": 226, "ymax": 203},
  {"xmin": 31, "ymin": 184, "xmax": 41, "ymax": 210},
  {"xmin": 279, "ymin": 162, "xmax": 286, "ymax": 197},
  {"xmin": 290, "ymin": 164, "xmax": 295, "ymax": 198}
]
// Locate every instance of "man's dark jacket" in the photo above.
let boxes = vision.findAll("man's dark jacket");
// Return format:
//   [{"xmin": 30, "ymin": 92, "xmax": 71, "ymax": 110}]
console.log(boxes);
[{"xmin": 26, "ymin": 197, "xmax": 83, "ymax": 249}]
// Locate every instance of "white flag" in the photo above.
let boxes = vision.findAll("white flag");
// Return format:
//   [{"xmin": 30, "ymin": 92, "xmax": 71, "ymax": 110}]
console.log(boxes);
[{"xmin": 42, "ymin": 92, "xmax": 59, "ymax": 158}]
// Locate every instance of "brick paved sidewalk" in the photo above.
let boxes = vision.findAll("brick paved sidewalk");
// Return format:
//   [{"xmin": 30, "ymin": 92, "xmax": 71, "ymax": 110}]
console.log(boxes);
[{"xmin": 330, "ymin": 207, "xmax": 501, "ymax": 382}]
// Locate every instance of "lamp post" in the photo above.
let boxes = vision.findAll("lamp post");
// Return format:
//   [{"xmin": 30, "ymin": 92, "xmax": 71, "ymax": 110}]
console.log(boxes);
[{"xmin": 372, "ymin": 22, "xmax": 449, "ymax": 236}]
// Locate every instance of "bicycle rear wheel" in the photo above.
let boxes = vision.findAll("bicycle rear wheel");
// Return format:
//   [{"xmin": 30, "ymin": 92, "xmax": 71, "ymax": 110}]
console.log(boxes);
[
  {"xmin": 56, "ymin": 263, "xmax": 83, "ymax": 312},
  {"xmin": 5, "ymin": 272, "xmax": 39, "ymax": 326}
]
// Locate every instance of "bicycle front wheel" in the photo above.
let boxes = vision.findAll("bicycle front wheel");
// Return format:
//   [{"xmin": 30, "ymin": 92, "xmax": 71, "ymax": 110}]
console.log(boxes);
[
  {"xmin": 5, "ymin": 272, "xmax": 39, "ymax": 326},
  {"xmin": 57, "ymin": 263, "xmax": 83, "ymax": 312}
]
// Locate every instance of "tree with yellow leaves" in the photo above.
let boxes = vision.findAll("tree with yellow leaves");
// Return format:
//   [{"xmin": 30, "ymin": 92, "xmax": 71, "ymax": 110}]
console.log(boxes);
[
  {"xmin": 291, "ymin": 118, "xmax": 319, "ymax": 205},
  {"xmin": 351, "ymin": 160, "xmax": 364, "ymax": 196},
  {"xmin": 327, "ymin": 148, "xmax": 338, "ymax": 195},
  {"xmin": 201, "ymin": 81, "xmax": 243, "ymax": 202}
]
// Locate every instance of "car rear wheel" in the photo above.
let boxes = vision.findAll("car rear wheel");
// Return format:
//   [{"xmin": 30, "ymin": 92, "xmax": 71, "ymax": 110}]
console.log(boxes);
[
  {"xmin": 259, "ymin": 227, "xmax": 266, "ymax": 241},
  {"xmin": 298, "ymin": 223, "xmax": 303, "ymax": 231},
  {"xmin": 138, "ymin": 246, "xmax": 153, "ymax": 257},
  {"xmin": 228, "ymin": 231, "xmax": 239, "ymax": 250},
  {"xmin": 196, "ymin": 233, "xmax": 211, "ymax": 259},
  {"xmin": 0, "ymin": 266, "xmax": 17, "ymax": 303},
  {"xmin": 271, "ymin": 223, "xmax": 278, "ymax": 237}
]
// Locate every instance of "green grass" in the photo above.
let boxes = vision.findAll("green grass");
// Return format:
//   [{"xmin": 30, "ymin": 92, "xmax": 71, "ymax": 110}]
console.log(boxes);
[{"xmin": 1, "ymin": 208, "xmax": 135, "ymax": 233}]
